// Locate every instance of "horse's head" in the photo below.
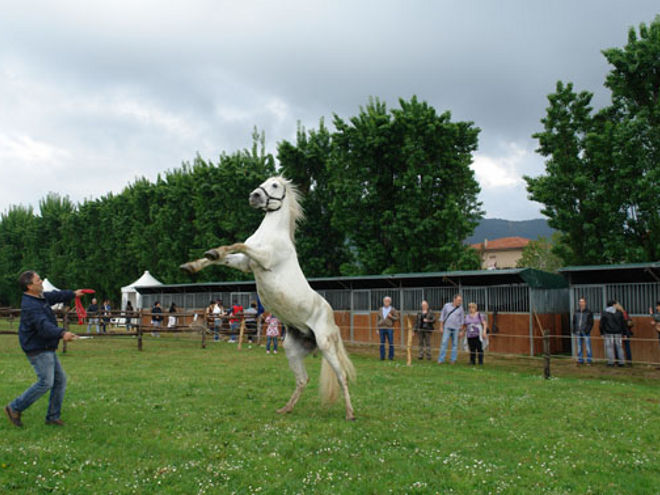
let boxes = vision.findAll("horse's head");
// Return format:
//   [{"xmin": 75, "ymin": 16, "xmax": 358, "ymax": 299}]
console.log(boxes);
[{"xmin": 249, "ymin": 176, "xmax": 288, "ymax": 212}]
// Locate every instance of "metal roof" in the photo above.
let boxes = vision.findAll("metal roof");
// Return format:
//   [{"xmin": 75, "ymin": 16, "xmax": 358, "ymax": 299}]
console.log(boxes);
[
  {"xmin": 558, "ymin": 261, "xmax": 660, "ymax": 284},
  {"xmin": 134, "ymin": 267, "xmax": 567, "ymax": 293}
]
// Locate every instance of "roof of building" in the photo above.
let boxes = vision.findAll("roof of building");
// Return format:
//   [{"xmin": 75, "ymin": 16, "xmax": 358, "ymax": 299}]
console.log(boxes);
[
  {"xmin": 134, "ymin": 267, "xmax": 567, "ymax": 294},
  {"xmin": 470, "ymin": 236, "xmax": 531, "ymax": 251},
  {"xmin": 558, "ymin": 261, "xmax": 660, "ymax": 284}
]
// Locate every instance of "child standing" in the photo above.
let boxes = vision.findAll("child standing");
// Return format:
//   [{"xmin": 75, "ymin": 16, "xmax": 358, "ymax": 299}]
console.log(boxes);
[{"xmin": 265, "ymin": 313, "xmax": 280, "ymax": 354}]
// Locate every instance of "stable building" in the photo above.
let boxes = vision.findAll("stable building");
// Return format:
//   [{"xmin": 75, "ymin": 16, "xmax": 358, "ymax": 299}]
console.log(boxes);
[{"xmin": 134, "ymin": 268, "xmax": 569, "ymax": 356}]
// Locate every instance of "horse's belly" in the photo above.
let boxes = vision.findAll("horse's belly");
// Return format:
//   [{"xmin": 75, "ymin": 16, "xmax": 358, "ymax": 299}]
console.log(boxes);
[{"xmin": 255, "ymin": 275, "xmax": 315, "ymax": 328}]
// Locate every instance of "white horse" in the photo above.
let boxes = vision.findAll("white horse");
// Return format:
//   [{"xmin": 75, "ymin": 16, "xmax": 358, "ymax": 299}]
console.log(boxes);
[{"xmin": 180, "ymin": 176, "xmax": 356, "ymax": 420}]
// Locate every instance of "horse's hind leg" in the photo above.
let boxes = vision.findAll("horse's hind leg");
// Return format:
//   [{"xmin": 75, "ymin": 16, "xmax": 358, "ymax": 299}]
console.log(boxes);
[
  {"xmin": 318, "ymin": 334, "xmax": 355, "ymax": 421},
  {"xmin": 179, "ymin": 257, "xmax": 213, "ymax": 274},
  {"xmin": 277, "ymin": 335, "xmax": 310, "ymax": 415}
]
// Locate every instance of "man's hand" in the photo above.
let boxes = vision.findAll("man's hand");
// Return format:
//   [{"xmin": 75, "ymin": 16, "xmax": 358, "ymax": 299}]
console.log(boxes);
[
  {"xmin": 74, "ymin": 289, "xmax": 87, "ymax": 298},
  {"xmin": 62, "ymin": 331, "xmax": 77, "ymax": 342}
]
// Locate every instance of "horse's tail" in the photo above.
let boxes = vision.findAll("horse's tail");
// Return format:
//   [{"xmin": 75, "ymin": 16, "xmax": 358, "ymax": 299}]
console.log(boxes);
[{"xmin": 320, "ymin": 334, "xmax": 356, "ymax": 405}]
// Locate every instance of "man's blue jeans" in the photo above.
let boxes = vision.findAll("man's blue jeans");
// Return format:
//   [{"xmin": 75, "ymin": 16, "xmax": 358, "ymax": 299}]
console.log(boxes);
[
  {"xmin": 575, "ymin": 332, "xmax": 592, "ymax": 363},
  {"xmin": 379, "ymin": 329, "xmax": 394, "ymax": 360},
  {"xmin": 10, "ymin": 351, "xmax": 67, "ymax": 421},
  {"xmin": 438, "ymin": 327, "xmax": 459, "ymax": 363}
]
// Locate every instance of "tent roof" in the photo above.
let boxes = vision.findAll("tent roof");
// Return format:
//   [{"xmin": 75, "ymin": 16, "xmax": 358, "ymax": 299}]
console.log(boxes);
[
  {"xmin": 121, "ymin": 271, "xmax": 163, "ymax": 292},
  {"xmin": 42, "ymin": 278, "xmax": 60, "ymax": 292}
]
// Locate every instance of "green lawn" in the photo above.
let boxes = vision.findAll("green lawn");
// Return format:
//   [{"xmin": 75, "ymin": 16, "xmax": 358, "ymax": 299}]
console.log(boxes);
[{"xmin": 0, "ymin": 334, "xmax": 658, "ymax": 494}]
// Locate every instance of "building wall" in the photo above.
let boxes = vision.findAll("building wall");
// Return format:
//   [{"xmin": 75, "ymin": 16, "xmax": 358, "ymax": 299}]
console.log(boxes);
[{"xmin": 479, "ymin": 248, "xmax": 525, "ymax": 269}]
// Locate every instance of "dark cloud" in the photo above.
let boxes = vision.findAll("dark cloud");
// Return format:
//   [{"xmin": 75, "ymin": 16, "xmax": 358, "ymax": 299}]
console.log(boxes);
[{"xmin": 1, "ymin": 1, "xmax": 657, "ymax": 218}]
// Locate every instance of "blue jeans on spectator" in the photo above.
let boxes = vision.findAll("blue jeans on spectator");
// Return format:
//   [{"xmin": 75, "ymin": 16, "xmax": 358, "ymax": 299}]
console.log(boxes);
[
  {"xmin": 87, "ymin": 317, "xmax": 99, "ymax": 334},
  {"xmin": 379, "ymin": 328, "xmax": 394, "ymax": 360},
  {"xmin": 266, "ymin": 336, "xmax": 278, "ymax": 352},
  {"xmin": 438, "ymin": 327, "xmax": 459, "ymax": 363},
  {"xmin": 10, "ymin": 351, "xmax": 66, "ymax": 421},
  {"xmin": 575, "ymin": 332, "xmax": 592, "ymax": 364},
  {"xmin": 229, "ymin": 322, "xmax": 240, "ymax": 342}
]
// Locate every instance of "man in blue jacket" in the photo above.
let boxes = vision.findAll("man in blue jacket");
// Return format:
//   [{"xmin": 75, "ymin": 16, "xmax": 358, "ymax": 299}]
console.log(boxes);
[{"xmin": 5, "ymin": 271, "xmax": 83, "ymax": 427}]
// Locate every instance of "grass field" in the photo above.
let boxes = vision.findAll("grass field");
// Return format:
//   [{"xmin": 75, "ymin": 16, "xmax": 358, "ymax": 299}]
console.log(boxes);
[{"xmin": 0, "ymin": 333, "xmax": 658, "ymax": 494}]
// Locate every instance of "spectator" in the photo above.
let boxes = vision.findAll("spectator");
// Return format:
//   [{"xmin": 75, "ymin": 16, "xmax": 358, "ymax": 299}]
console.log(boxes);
[
  {"xmin": 244, "ymin": 301, "xmax": 258, "ymax": 344},
  {"xmin": 614, "ymin": 302, "xmax": 633, "ymax": 366},
  {"xmin": 464, "ymin": 302, "xmax": 487, "ymax": 366},
  {"xmin": 168, "ymin": 302, "xmax": 178, "ymax": 329},
  {"xmin": 124, "ymin": 301, "xmax": 135, "ymax": 331},
  {"xmin": 572, "ymin": 297, "xmax": 594, "ymax": 365},
  {"xmin": 212, "ymin": 299, "xmax": 225, "ymax": 340},
  {"xmin": 414, "ymin": 300, "xmax": 435, "ymax": 360},
  {"xmin": 100, "ymin": 299, "xmax": 111, "ymax": 333},
  {"xmin": 265, "ymin": 313, "xmax": 280, "ymax": 354},
  {"xmin": 649, "ymin": 302, "xmax": 660, "ymax": 347},
  {"xmin": 4, "ymin": 270, "xmax": 79, "ymax": 427},
  {"xmin": 151, "ymin": 301, "xmax": 163, "ymax": 337},
  {"xmin": 438, "ymin": 294, "xmax": 465, "ymax": 365},
  {"xmin": 228, "ymin": 299, "xmax": 243, "ymax": 343},
  {"xmin": 376, "ymin": 296, "xmax": 399, "ymax": 361},
  {"xmin": 86, "ymin": 298, "xmax": 100, "ymax": 334},
  {"xmin": 600, "ymin": 300, "xmax": 626, "ymax": 367}
]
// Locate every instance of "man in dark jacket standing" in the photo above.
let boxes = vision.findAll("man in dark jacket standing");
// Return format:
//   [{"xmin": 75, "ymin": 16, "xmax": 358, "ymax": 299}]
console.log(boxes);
[
  {"xmin": 572, "ymin": 297, "xmax": 594, "ymax": 365},
  {"xmin": 599, "ymin": 300, "xmax": 626, "ymax": 367},
  {"xmin": 5, "ymin": 271, "xmax": 82, "ymax": 427}
]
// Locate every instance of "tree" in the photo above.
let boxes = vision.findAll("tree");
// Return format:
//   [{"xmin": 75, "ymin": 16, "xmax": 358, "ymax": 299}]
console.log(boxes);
[
  {"xmin": 278, "ymin": 120, "xmax": 351, "ymax": 276},
  {"xmin": 525, "ymin": 17, "xmax": 660, "ymax": 264},
  {"xmin": 516, "ymin": 233, "xmax": 564, "ymax": 273},
  {"xmin": 331, "ymin": 96, "xmax": 483, "ymax": 274}
]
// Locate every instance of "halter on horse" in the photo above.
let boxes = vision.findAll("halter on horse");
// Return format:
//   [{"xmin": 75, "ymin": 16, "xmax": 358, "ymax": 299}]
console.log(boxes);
[{"xmin": 180, "ymin": 176, "xmax": 356, "ymax": 421}]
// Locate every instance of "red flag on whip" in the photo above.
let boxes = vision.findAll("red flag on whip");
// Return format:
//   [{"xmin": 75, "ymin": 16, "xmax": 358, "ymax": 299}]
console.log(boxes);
[{"xmin": 74, "ymin": 289, "xmax": 95, "ymax": 325}]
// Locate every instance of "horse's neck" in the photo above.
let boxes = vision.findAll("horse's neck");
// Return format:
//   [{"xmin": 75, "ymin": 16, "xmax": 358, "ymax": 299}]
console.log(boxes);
[{"xmin": 255, "ymin": 208, "xmax": 293, "ymax": 242}]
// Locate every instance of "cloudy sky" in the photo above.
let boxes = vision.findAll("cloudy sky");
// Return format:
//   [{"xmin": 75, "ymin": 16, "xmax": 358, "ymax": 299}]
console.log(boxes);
[{"xmin": 1, "ymin": 1, "xmax": 657, "ymax": 220}]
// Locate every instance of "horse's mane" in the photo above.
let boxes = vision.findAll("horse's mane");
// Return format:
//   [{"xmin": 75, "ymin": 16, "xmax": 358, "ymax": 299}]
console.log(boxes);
[{"xmin": 278, "ymin": 176, "xmax": 304, "ymax": 241}]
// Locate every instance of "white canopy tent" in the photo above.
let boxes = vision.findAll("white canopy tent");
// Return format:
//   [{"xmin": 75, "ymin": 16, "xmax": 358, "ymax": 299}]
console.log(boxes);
[
  {"xmin": 121, "ymin": 271, "xmax": 163, "ymax": 310},
  {"xmin": 42, "ymin": 278, "xmax": 64, "ymax": 309}
]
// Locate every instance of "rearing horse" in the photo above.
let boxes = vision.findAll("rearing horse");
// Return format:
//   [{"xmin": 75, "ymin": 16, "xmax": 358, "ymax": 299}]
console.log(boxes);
[{"xmin": 180, "ymin": 176, "xmax": 356, "ymax": 421}]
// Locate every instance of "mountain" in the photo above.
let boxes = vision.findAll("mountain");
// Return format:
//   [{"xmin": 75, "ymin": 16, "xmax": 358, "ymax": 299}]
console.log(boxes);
[{"xmin": 465, "ymin": 218, "xmax": 554, "ymax": 244}]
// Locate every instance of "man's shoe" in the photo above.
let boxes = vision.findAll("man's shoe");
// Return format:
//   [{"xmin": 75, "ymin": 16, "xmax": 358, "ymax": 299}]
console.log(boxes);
[
  {"xmin": 4, "ymin": 405, "xmax": 22, "ymax": 427},
  {"xmin": 45, "ymin": 419, "xmax": 65, "ymax": 426}
]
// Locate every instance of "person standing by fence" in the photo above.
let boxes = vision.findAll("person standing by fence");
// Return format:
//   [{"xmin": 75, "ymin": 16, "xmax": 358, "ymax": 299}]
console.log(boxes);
[
  {"xmin": 124, "ymin": 300, "xmax": 135, "ymax": 331},
  {"xmin": 5, "ymin": 271, "xmax": 81, "ymax": 428},
  {"xmin": 167, "ymin": 302, "xmax": 178, "ymax": 329},
  {"xmin": 572, "ymin": 297, "xmax": 594, "ymax": 365},
  {"xmin": 151, "ymin": 301, "xmax": 163, "ymax": 337},
  {"xmin": 438, "ymin": 294, "xmax": 464, "ymax": 365},
  {"xmin": 86, "ymin": 298, "xmax": 100, "ymax": 334},
  {"xmin": 614, "ymin": 302, "xmax": 633, "ymax": 366},
  {"xmin": 414, "ymin": 300, "xmax": 435, "ymax": 360},
  {"xmin": 600, "ymin": 300, "xmax": 626, "ymax": 367},
  {"xmin": 377, "ymin": 296, "xmax": 399, "ymax": 361},
  {"xmin": 650, "ymin": 302, "xmax": 660, "ymax": 346},
  {"xmin": 265, "ymin": 313, "xmax": 280, "ymax": 354},
  {"xmin": 464, "ymin": 302, "xmax": 487, "ymax": 366},
  {"xmin": 100, "ymin": 299, "xmax": 111, "ymax": 333},
  {"xmin": 228, "ymin": 300, "xmax": 243, "ymax": 343}
]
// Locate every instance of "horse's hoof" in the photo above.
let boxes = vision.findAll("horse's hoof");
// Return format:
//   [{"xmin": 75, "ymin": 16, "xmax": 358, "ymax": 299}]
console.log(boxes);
[
  {"xmin": 204, "ymin": 249, "xmax": 220, "ymax": 261},
  {"xmin": 276, "ymin": 407, "xmax": 292, "ymax": 415},
  {"xmin": 179, "ymin": 263, "xmax": 195, "ymax": 274},
  {"xmin": 346, "ymin": 416, "xmax": 356, "ymax": 422}
]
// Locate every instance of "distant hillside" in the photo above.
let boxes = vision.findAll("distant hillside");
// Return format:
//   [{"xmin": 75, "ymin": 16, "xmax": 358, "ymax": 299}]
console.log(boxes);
[{"xmin": 465, "ymin": 218, "xmax": 554, "ymax": 244}]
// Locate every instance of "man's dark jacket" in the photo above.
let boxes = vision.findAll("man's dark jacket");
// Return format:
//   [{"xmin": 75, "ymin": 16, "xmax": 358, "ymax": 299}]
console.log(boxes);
[
  {"xmin": 19, "ymin": 290, "xmax": 74, "ymax": 354},
  {"xmin": 572, "ymin": 308, "xmax": 594, "ymax": 335},
  {"xmin": 599, "ymin": 309, "xmax": 626, "ymax": 335}
]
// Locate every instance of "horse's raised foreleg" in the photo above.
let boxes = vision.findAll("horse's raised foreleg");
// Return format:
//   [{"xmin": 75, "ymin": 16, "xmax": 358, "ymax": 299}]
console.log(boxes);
[
  {"xmin": 181, "ymin": 252, "xmax": 251, "ymax": 275},
  {"xmin": 205, "ymin": 243, "xmax": 273, "ymax": 270},
  {"xmin": 277, "ymin": 335, "xmax": 310, "ymax": 415}
]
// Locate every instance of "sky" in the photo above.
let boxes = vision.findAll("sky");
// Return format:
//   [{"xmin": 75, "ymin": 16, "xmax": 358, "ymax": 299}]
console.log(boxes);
[{"xmin": 0, "ymin": 1, "xmax": 657, "ymax": 220}]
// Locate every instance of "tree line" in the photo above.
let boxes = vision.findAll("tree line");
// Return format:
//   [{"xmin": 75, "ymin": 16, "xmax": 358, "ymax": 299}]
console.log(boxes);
[{"xmin": 0, "ymin": 98, "xmax": 483, "ymax": 307}]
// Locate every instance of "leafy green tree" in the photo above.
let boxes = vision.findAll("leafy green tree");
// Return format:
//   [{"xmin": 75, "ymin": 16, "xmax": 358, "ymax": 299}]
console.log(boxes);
[
  {"xmin": 526, "ymin": 18, "xmax": 659, "ymax": 264},
  {"xmin": 516, "ymin": 233, "xmax": 564, "ymax": 273},
  {"xmin": 331, "ymin": 96, "xmax": 483, "ymax": 274},
  {"xmin": 278, "ymin": 120, "xmax": 350, "ymax": 276}
]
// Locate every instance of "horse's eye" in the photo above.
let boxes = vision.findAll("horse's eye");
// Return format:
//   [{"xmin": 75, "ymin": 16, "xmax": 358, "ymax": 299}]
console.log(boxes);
[{"xmin": 272, "ymin": 184, "xmax": 278, "ymax": 188}]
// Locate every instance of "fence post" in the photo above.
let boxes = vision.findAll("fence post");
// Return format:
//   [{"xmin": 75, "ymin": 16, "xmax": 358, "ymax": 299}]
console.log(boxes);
[
  {"xmin": 137, "ymin": 310, "xmax": 143, "ymax": 351},
  {"xmin": 543, "ymin": 329, "xmax": 551, "ymax": 379},
  {"xmin": 237, "ymin": 318, "xmax": 246, "ymax": 350},
  {"xmin": 62, "ymin": 310, "xmax": 69, "ymax": 354},
  {"xmin": 406, "ymin": 316, "xmax": 413, "ymax": 367},
  {"xmin": 201, "ymin": 318, "xmax": 206, "ymax": 349}
]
